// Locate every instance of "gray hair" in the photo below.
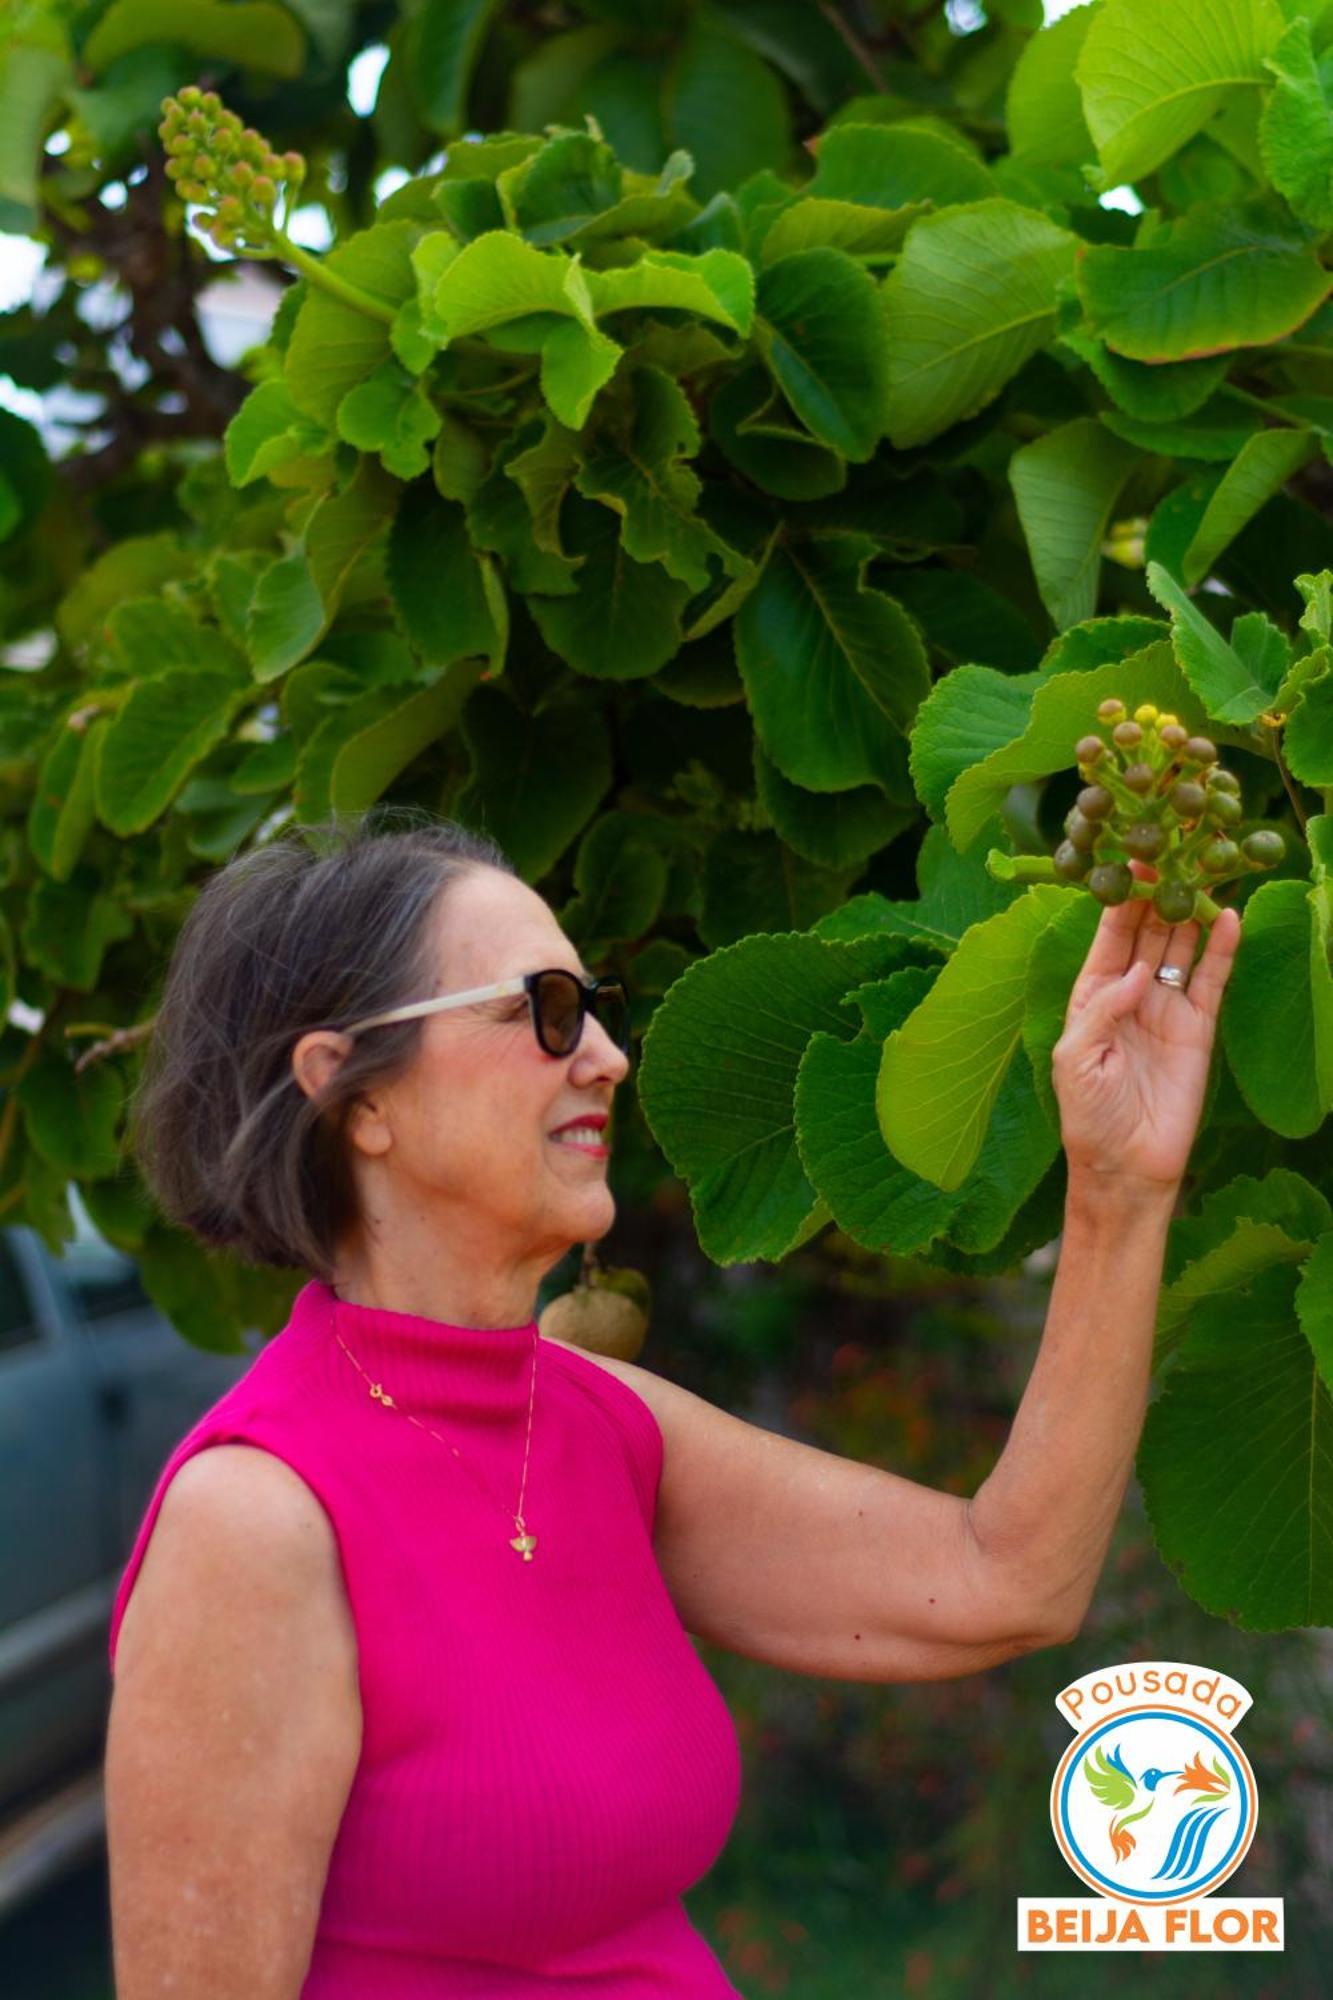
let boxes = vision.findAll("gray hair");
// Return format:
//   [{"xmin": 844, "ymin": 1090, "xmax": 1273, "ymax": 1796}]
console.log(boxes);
[{"xmin": 127, "ymin": 805, "xmax": 516, "ymax": 1279}]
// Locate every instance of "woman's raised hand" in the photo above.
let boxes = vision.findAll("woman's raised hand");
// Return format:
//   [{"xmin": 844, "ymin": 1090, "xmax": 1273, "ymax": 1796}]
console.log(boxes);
[{"xmin": 1051, "ymin": 863, "xmax": 1242, "ymax": 1192}]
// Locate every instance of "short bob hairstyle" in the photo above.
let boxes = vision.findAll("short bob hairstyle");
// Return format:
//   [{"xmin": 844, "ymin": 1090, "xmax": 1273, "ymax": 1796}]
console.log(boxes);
[{"xmin": 128, "ymin": 805, "xmax": 515, "ymax": 1280}]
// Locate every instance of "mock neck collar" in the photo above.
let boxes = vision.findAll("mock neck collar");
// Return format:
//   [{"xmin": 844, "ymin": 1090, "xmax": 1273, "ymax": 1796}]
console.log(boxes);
[{"xmin": 309, "ymin": 1279, "xmax": 541, "ymax": 1427}]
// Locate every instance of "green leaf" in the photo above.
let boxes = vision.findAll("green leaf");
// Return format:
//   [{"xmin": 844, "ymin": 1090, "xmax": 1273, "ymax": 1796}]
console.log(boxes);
[
  {"xmin": 94, "ymin": 673, "xmax": 243, "ymax": 834},
  {"xmin": 754, "ymin": 248, "xmax": 889, "ymax": 462},
  {"xmin": 877, "ymin": 886, "xmax": 1073, "ymax": 1192},
  {"xmin": 0, "ymin": 20, "xmax": 73, "ymax": 215},
  {"xmin": 1010, "ymin": 418, "xmax": 1140, "ymax": 630},
  {"xmin": 16, "ymin": 1045, "xmax": 123, "ymax": 1181},
  {"xmin": 1061, "ymin": 323, "xmax": 1230, "ymax": 422},
  {"xmin": 584, "ymin": 249, "xmax": 755, "ymax": 336},
  {"xmin": 84, "ymin": 0, "xmax": 306, "ymax": 77},
  {"xmin": 1297, "ymin": 1227, "xmax": 1333, "ymax": 1400},
  {"xmin": 1276, "ymin": 652, "xmax": 1333, "ymax": 778},
  {"xmin": 665, "ymin": 15, "xmax": 792, "ymax": 199},
  {"xmin": 807, "ymin": 120, "xmax": 996, "ymax": 208},
  {"xmin": 1258, "ymin": 17, "xmax": 1333, "ymax": 231},
  {"xmin": 1179, "ymin": 427, "xmax": 1319, "ymax": 585},
  {"xmin": 329, "ymin": 661, "xmax": 486, "ymax": 813},
  {"xmin": 1021, "ymin": 891, "xmax": 1101, "ymax": 1130},
  {"xmin": 1144, "ymin": 560, "xmax": 1287, "ymax": 721},
  {"xmin": 559, "ymin": 810, "xmax": 669, "ymax": 951},
  {"xmin": 735, "ymin": 538, "xmax": 930, "ymax": 791},
  {"xmin": 1005, "ymin": 3, "xmax": 1097, "ymax": 167},
  {"xmin": 574, "ymin": 367, "xmax": 749, "ymax": 594},
  {"xmin": 1155, "ymin": 1217, "xmax": 1315, "ymax": 1366},
  {"xmin": 708, "ymin": 361, "xmax": 847, "ymax": 500},
  {"xmin": 889, "ymin": 569, "xmax": 1041, "ymax": 675},
  {"xmin": 1077, "ymin": 200, "xmax": 1331, "ymax": 363},
  {"xmin": 795, "ymin": 966, "xmax": 959, "ymax": 1256},
  {"xmin": 1139, "ymin": 1262, "xmax": 1333, "ymax": 1629},
  {"xmin": 538, "ymin": 318, "xmax": 622, "ymax": 429},
  {"xmin": 1037, "ymin": 613, "xmax": 1169, "ymax": 676},
  {"xmin": 946, "ymin": 642, "xmax": 1202, "ymax": 852},
  {"xmin": 637, "ymin": 928, "xmax": 913, "ymax": 1263},
  {"xmin": 812, "ymin": 823, "xmax": 1024, "ymax": 953},
  {"xmin": 336, "ymin": 361, "xmax": 443, "ymax": 480},
  {"xmin": 454, "ymin": 684, "xmax": 611, "ymax": 882},
  {"xmin": 407, "ymin": 0, "xmax": 503, "ymax": 136},
  {"xmin": 286, "ymin": 223, "xmax": 419, "ymax": 427},
  {"xmin": 1221, "ymin": 879, "xmax": 1325, "ymax": 1138},
  {"xmin": 753, "ymin": 741, "xmax": 917, "ymax": 870},
  {"xmin": 1166, "ymin": 1169, "xmax": 1332, "ymax": 1287},
  {"xmin": 1075, "ymin": 0, "xmax": 1285, "ymax": 186},
  {"xmin": 225, "ymin": 380, "xmax": 331, "ymax": 486},
  {"xmin": 27, "ymin": 714, "xmax": 104, "ymax": 882},
  {"xmin": 387, "ymin": 486, "xmax": 506, "ymax": 671},
  {"xmin": 246, "ymin": 553, "xmax": 324, "ymax": 684},
  {"xmin": 20, "ymin": 871, "xmax": 134, "ymax": 993},
  {"xmin": 1098, "ymin": 389, "xmax": 1266, "ymax": 462},
  {"xmin": 908, "ymin": 666, "xmax": 1040, "ymax": 821},
  {"xmin": 499, "ymin": 130, "xmax": 622, "ymax": 243},
  {"xmin": 756, "ymin": 196, "xmax": 919, "ymax": 263},
  {"xmin": 699, "ymin": 830, "xmax": 860, "ymax": 947},
  {"xmin": 427, "ymin": 229, "xmax": 594, "ymax": 344},
  {"xmin": 56, "ymin": 533, "xmax": 194, "ymax": 649},
  {"xmin": 528, "ymin": 496, "xmax": 689, "ymax": 678},
  {"xmin": 882, "ymin": 201, "xmax": 1076, "ymax": 448}
]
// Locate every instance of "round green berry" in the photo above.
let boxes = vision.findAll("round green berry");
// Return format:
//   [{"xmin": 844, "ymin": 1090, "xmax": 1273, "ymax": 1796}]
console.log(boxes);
[
  {"xmin": 1208, "ymin": 768, "xmax": 1241, "ymax": 796},
  {"xmin": 1076, "ymin": 784, "xmax": 1114, "ymax": 820},
  {"xmin": 1184, "ymin": 735, "xmax": 1218, "ymax": 765},
  {"xmin": 1065, "ymin": 808, "xmax": 1098, "ymax": 852},
  {"xmin": 1054, "ymin": 840, "xmax": 1092, "ymax": 882},
  {"xmin": 1241, "ymin": 829, "xmax": 1285, "ymax": 868},
  {"xmin": 1122, "ymin": 822, "xmax": 1165, "ymax": 861},
  {"xmin": 1170, "ymin": 780, "xmax": 1207, "ymax": 818},
  {"xmin": 1208, "ymin": 793, "xmax": 1243, "ymax": 827},
  {"xmin": 1154, "ymin": 880, "xmax": 1198, "ymax": 925},
  {"xmin": 1088, "ymin": 862, "xmax": 1134, "ymax": 905},
  {"xmin": 1201, "ymin": 838, "xmax": 1241, "ymax": 874}
]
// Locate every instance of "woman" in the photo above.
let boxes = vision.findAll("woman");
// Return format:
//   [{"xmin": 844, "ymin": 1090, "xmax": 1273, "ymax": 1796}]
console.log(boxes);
[{"xmin": 103, "ymin": 807, "xmax": 1240, "ymax": 1997}]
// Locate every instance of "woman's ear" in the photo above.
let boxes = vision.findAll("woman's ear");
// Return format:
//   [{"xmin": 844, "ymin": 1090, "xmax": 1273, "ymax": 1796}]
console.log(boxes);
[{"xmin": 289, "ymin": 1028, "xmax": 354, "ymax": 1105}]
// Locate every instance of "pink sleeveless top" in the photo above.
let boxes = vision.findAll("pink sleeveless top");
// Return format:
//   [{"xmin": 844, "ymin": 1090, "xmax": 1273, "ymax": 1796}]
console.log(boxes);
[{"xmin": 107, "ymin": 1277, "xmax": 744, "ymax": 1996}]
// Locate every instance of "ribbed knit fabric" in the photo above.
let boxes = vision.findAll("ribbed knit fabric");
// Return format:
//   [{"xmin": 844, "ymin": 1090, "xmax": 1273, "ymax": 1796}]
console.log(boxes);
[{"xmin": 107, "ymin": 1277, "xmax": 745, "ymax": 1996}]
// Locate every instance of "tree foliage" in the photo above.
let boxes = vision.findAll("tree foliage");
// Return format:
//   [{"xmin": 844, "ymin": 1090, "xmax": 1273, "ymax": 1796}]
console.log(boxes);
[{"xmin": 7, "ymin": 0, "xmax": 1333, "ymax": 1629}]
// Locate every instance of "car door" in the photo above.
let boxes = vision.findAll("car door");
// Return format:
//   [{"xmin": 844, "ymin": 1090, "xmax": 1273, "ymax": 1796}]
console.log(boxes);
[{"xmin": 0, "ymin": 1225, "xmax": 110, "ymax": 1810}]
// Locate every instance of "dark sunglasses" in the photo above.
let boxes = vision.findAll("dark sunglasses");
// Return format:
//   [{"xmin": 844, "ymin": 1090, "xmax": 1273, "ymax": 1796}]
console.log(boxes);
[{"xmin": 339, "ymin": 968, "xmax": 631, "ymax": 1060}]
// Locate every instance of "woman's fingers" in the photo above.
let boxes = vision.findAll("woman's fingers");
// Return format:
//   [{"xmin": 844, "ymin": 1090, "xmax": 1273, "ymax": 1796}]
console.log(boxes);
[
  {"xmin": 1184, "ymin": 905, "xmax": 1242, "ymax": 1020},
  {"xmin": 1078, "ymin": 889, "xmax": 1150, "ymax": 982}
]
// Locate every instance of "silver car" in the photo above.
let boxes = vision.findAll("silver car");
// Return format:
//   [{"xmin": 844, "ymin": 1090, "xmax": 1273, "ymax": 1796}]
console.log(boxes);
[{"xmin": 0, "ymin": 1188, "xmax": 255, "ymax": 1920}]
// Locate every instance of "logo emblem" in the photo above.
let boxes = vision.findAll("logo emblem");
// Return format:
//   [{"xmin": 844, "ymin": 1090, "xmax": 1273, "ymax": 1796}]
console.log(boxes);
[
  {"xmin": 1018, "ymin": 1660, "xmax": 1283, "ymax": 1952},
  {"xmin": 1053, "ymin": 1707, "xmax": 1254, "ymax": 1901}
]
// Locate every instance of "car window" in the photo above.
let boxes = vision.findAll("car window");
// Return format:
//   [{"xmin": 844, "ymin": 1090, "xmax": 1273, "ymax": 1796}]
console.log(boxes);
[
  {"xmin": 0, "ymin": 1232, "xmax": 43, "ymax": 1354},
  {"xmin": 50, "ymin": 1183, "xmax": 152, "ymax": 1325}
]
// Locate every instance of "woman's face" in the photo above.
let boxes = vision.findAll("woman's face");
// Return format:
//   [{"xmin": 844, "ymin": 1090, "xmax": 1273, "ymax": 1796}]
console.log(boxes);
[{"xmin": 334, "ymin": 867, "xmax": 632, "ymax": 1269}]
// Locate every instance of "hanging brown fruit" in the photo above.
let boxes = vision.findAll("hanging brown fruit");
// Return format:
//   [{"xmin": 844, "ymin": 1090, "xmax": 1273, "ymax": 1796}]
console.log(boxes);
[{"xmin": 538, "ymin": 1245, "xmax": 651, "ymax": 1361}]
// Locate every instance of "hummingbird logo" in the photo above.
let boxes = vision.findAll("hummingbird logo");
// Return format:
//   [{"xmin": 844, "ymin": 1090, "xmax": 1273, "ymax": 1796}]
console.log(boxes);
[{"xmin": 1083, "ymin": 1741, "xmax": 1234, "ymax": 1879}]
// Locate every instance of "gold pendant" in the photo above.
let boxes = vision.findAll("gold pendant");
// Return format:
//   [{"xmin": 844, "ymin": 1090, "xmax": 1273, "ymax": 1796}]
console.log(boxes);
[{"xmin": 510, "ymin": 1532, "xmax": 538, "ymax": 1560}]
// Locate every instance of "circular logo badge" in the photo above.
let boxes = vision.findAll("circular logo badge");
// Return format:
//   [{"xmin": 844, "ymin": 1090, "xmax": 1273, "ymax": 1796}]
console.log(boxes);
[{"xmin": 1051, "ymin": 1706, "xmax": 1257, "ymax": 1904}]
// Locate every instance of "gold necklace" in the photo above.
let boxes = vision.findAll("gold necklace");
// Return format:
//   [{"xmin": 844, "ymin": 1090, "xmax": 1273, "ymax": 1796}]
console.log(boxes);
[{"xmin": 333, "ymin": 1320, "xmax": 540, "ymax": 1561}]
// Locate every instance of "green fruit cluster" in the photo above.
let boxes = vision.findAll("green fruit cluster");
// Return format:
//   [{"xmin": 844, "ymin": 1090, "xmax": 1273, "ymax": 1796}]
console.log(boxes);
[
  {"xmin": 159, "ymin": 88, "xmax": 306, "ymax": 252},
  {"xmin": 1055, "ymin": 700, "xmax": 1285, "ymax": 923}
]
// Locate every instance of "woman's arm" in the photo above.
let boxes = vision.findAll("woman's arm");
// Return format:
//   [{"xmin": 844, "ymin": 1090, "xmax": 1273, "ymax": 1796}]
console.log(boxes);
[
  {"xmin": 573, "ymin": 875, "xmax": 1240, "ymax": 1684},
  {"xmin": 962, "ymin": 1170, "xmax": 1176, "ymax": 1643}
]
